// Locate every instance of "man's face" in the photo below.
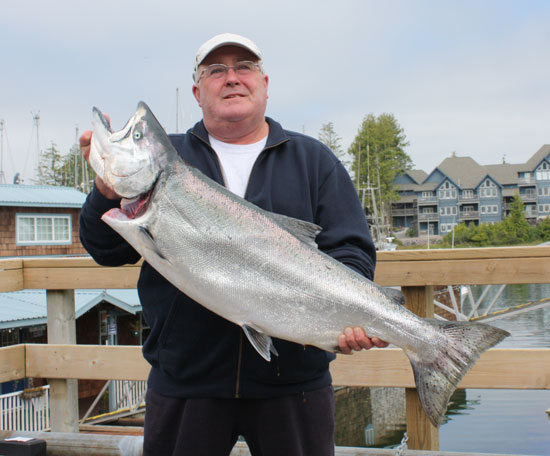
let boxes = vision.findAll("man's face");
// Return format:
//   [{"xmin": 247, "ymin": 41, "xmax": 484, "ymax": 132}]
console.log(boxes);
[{"xmin": 192, "ymin": 46, "xmax": 269, "ymax": 126}]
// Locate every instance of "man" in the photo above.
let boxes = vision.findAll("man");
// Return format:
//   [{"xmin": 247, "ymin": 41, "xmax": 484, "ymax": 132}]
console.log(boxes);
[{"xmin": 79, "ymin": 33, "xmax": 387, "ymax": 456}]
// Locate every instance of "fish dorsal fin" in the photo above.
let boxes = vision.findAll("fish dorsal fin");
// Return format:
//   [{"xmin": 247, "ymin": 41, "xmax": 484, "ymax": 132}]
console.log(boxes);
[
  {"xmin": 242, "ymin": 324, "xmax": 279, "ymax": 362},
  {"xmin": 382, "ymin": 287, "xmax": 405, "ymax": 306},
  {"xmin": 270, "ymin": 212, "xmax": 322, "ymax": 248}
]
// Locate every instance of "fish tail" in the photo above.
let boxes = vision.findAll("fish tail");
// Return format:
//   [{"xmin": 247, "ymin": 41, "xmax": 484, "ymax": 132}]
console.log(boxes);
[{"xmin": 405, "ymin": 319, "xmax": 509, "ymax": 427}]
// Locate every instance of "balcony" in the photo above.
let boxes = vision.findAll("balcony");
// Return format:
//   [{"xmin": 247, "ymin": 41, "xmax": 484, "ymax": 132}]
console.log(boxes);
[
  {"xmin": 417, "ymin": 196, "xmax": 437, "ymax": 205},
  {"xmin": 418, "ymin": 212, "xmax": 438, "ymax": 221},
  {"xmin": 390, "ymin": 208, "xmax": 417, "ymax": 217},
  {"xmin": 459, "ymin": 210, "xmax": 480, "ymax": 220},
  {"xmin": 520, "ymin": 192, "xmax": 537, "ymax": 202},
  {"xmin": 518, "ymin": 176, "xmax": 536, "ymax": 186},
  {"xmin": 458, "ymin": 196, "xmax": 479, "ymax": 204}
]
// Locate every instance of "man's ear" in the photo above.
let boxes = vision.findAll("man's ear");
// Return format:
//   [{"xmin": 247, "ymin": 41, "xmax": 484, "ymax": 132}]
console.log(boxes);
[{"xmin": 192, "ymin": 84, "xmax": 202, "ymax": 107}]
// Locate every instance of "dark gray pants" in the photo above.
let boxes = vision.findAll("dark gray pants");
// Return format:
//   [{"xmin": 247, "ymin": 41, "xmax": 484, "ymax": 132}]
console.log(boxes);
[{"xmin": 143, "ymin": 386, "xmax": 335, "ymax": 456}]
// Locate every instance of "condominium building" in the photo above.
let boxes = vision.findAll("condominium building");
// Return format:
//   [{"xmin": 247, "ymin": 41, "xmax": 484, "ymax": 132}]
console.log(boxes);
[{"xmin": 391, "ymin": 145, "xmax": 550, "ymax": 236}]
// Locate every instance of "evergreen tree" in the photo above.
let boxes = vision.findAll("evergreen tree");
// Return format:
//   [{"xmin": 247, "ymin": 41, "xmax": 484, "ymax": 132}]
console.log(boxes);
[
  {"xmin": 36, "ymin": 142, "xmax": 65, "ymax": 185},
  {"xmin": 318, "ymin": 122, "xmax": 351, "ymax": 171},
  {"xmin": 348, "ymin": 113, "xmax": 412, "ymax": 220}
]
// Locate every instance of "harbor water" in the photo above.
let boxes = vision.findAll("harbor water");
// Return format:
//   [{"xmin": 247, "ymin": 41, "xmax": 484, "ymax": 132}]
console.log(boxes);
[
  {"xmin": 335, "ymin": 283, "xmax": 550, "ymax": 455},
  {"xmin": 438, "ymin": 283, "xmax": 550, "ymax": 455}
]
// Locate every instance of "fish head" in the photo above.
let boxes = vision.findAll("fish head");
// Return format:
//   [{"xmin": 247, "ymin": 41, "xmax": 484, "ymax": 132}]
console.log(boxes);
[{"xmin": 90, "ymin": 101, "xmax": 173, "ymax": 198}]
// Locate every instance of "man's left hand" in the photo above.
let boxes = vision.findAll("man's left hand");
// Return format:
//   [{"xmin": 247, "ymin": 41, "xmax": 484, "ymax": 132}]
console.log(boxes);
[{"xmin": 338, "ymin": 327, "xmax": 389, "ymax": 354}]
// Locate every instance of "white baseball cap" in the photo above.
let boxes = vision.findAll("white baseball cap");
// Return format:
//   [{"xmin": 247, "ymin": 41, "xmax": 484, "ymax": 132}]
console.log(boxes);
[{"xmin": 193, "ymin": 33, "xmax": 262, "ymax": 82}]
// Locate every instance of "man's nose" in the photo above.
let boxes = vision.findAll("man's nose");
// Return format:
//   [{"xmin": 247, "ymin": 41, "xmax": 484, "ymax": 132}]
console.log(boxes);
[{"xmin": 225, "ymin": 67, "xmax": 239, "ymax": 84}]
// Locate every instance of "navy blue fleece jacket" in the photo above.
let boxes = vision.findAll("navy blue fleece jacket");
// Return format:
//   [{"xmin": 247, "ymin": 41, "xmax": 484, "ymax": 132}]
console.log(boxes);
[{"xmin": 79, "ymin": 117, "xmax": 376, "ymax": 398}]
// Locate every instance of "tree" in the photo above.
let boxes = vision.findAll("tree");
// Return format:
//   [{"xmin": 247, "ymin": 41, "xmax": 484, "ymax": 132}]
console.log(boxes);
[
  {"xmin": 501, "ymin": 194, "xmax": 533, "ymax": 244},
  {"xmin": 35, "ymin": 142, "xmax": 95, "ymax": 191},
  {"xmin": 318, "ymin": 122, "xmax": 351, "ymax": 171},
  {"xmin": 36, "ymin": 142, "xmax": 65, "ymax": 186},
  {"xmin": 348, "ymin": 113, "xmax": 412, "ymax": 223}
]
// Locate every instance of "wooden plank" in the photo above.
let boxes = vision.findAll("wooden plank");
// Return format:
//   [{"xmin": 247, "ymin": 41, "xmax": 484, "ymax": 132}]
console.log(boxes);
[
  {"xmin": 23, "ymin": 265, "xmax": 141, "ymax": 289},
  {"xmin": 331, "ymin": 348, "xmax": 550, "ymax": 389},
  {"xmin": 0, "ymin": 258, "xmax": 23, "ymax": 292},
  {"xmin": 25, "ymin": 344, "xmax": 150, "ymax": 381},
  {"xmin": 375, "ymin": 257, "xmax": 550, "ymax": 286},
  {"xmin": 232, "ymin": 441, "xmax": 522, "ymax": 456},
  {"xmin": 402, "ymin": 286, "xmax": 438, "ymax": 450},
  {"xmin": 22, "ymin": 344, "xmax": 550, "ymax": 389},
  {"xmin": 47, "ymin": 290, "xmax": 79, "ymax": 433},
  {"xmin": 0, "ymin": 344, "xmax": 26, "ymax": 382},
  {"xmin": 377, "ymin": 245, "xmax": 550, "ymax": 261}
]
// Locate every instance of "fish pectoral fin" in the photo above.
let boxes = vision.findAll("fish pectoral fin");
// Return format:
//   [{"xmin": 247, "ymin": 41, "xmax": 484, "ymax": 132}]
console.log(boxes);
[
  {"xmin": 242, "ymin": 324, "xmax": 278, "ymax": 362},
  {"xmin": 138, "ymin": 225, "xmax": 167, "ymax": 261},
  {"xmin": 270, "ymin": 212, "xmax": 322, "ymax": 248}
]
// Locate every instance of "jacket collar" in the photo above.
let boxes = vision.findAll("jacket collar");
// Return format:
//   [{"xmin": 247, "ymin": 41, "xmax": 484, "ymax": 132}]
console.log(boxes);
[{"xmin": 191, "ymin": 117, "xmax": 289, "ymax": 149}]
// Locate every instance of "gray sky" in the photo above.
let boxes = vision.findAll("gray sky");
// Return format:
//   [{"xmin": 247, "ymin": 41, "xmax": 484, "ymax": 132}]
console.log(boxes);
[{"xmin": 1, "ymin": 0, "xmax": 549, "ymax": 184}]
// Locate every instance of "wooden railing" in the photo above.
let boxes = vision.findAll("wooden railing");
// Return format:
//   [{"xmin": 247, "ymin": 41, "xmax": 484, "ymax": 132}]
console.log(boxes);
[{"xmin": 1, "ymin": 246, "xmax": 550, "ymax": 451}]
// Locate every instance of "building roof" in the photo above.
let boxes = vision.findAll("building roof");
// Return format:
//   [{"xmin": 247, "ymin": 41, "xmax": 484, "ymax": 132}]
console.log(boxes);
[
  {"xmin": 0, "ymin": 289, "xmax": 141, "ymax": 330},
  {"xmin": 0, "ymin": 184, "xmax": 87, "ymax": 208},
  {"xmin": 437, "ymin": 156, "xmax": 488, "ymax": 189},
  {"xmin": 407, "ymin": 170, "xmax": 428, "ymax": 184},
  {"xmin": 519, "ymin": 144, "xmax": 550, "ymax": 172},
  {"xmin": 485, "ymin": 163, "xmax": 522, "ymax": 186}
]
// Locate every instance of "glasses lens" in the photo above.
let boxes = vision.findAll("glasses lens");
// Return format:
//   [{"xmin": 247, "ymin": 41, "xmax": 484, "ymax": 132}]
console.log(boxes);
[
  {"xmin": 234, "ymin": 61, "xmax": 254, "ymax": 73},
  {"xmin": 206, "ymin": 64, "xmax": 227, "ymax": 79}
]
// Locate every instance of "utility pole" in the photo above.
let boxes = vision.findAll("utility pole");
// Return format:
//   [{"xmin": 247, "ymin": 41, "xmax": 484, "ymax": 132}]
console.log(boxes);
[
  {"xmin": 0, "ymin": 120, "xmax": 5, "ymax": 184},
  {"xmin": 33, "ymin": 112, "xmax": 40, "ymax": 168}
]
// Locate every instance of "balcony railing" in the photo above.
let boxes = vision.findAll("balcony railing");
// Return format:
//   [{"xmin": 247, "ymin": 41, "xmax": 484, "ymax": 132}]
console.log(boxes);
[
  {"xmin": 1, "ymin": 249, "xmax": 550, "ymax": 452},
  {"xmin": 459, "ymin": 210, "xmax": 479, "ymax": 219}
]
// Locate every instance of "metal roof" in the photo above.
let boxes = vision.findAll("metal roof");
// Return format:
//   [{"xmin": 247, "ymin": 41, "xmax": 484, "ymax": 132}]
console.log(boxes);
[
  {"xmin": 0, "ymin": 184, "xmax": 87, "ymax": 208},
  {"xmin": 0, "ymin": 289, "xmax": 141, "ymax": 330}
]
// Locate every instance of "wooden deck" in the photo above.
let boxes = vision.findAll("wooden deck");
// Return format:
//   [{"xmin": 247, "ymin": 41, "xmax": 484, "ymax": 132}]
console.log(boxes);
[{"xmin": 1, "ymin": 247, "xmax": 549, "ymax": 452}]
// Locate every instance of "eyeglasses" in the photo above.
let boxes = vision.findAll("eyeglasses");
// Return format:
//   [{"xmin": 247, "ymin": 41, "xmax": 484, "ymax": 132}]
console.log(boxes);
[{"xmin": 196, "ymin": 61, "xmax": 262, "ymax": 82}]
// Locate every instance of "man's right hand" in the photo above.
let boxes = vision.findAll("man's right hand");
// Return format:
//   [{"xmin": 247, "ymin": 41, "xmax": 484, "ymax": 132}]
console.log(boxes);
[{"xmin": 80, "ymin": 130, "xmax": 121, "ymax": 200}]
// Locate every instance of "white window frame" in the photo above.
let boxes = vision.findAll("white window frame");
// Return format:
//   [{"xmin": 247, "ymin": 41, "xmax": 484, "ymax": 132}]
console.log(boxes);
[
  {"xmin": 438, "ymin": 181, "xmax": 457, "ymax": 199},
  {"xmin": 16, "ymin": 214, "xmax": 72, "ymax": 246},
  {"xmin": 480, "ymin": 205, "xmax": 498, "ymax": 215},
  {"xmin": 479, "ymin": 179, "xmax": 498, "ymax": 198}
]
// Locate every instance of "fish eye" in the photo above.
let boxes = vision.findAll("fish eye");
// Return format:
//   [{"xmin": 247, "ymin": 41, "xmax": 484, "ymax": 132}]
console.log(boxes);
[{"xmin": 133, "ymin": 130, "xmax": 143, "ymax": 140}]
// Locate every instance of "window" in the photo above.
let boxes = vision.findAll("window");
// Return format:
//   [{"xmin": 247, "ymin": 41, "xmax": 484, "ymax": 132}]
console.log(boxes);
[
  {"xmin": 462, "ymin": 190, "xmax": 474, "ymax": 199},
  {"xmin": 536, "ymin": 162, "xmax": 550, "ymax": 181},
  {"xmin": 481, "ymin": 205, "xmax": 499, "ymax": 214},
  {"xmin": 538, "ymin": 187, "xmax": 550, "ymax": 196},
  {"xmin": 539, "ymin": 204, "xmax": 550, "ymax": 214},
  {"xmin": 438, "ymin": 181, "xmax": 457, "ymax": 199},
  {"xmin": 440, "ymin": 223, "xmax": 456, "ymax": 233},
  {"xmin": 479, "ymin": 179, "xmax": 498, "ymax": 198},
  {"xmin": 422, "ymin": 191, "xmax": 434, "ymax": 198},
  {"xmin": 440, "ymin": 206, "xmax": 457, "ymax": 216},
  {"xmin": 16, "ymin": 214, "xmax": 71, "ymax": 245}
]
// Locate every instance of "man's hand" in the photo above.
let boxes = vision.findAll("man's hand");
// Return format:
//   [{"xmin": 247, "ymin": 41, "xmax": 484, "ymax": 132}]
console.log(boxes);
[
  {"xmin": 338, "ymin": 327, "xmax": 389, "ymax": 354},
  {"xmin": 80, "ymin": 129, "xmax": 121, "ymax": 200}
]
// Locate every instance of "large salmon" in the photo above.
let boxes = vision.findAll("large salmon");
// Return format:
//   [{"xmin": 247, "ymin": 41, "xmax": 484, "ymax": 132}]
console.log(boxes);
[{"xmin": 89, "ymin": 102, "xmax": 509, "ymax": 426}]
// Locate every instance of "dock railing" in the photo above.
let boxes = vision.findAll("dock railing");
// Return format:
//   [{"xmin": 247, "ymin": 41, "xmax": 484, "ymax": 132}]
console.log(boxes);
[{"xmin": 1, "ymin": 246, "xmax": 550, "ymax": 451}]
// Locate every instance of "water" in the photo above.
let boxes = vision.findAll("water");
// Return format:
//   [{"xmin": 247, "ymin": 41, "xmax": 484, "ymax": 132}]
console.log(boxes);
[
  {"xmin": 438, "ymin": 283, "xmax": 550, "ymax": 455},
  {"xmin": 335, "ymin": 283, "xmax": 550, "ymax": 453}
]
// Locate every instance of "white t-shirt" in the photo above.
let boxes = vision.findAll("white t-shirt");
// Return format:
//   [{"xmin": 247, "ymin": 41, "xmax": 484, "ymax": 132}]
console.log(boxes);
[{"xmin": 209, "ymin": 135, "xmax": 268, "ymax": 198}]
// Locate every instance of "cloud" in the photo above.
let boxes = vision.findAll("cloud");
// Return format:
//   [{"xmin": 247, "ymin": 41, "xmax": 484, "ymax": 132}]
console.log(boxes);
[{"xmin": 0, "ymin": 0, "xmax": 548, "ymax": 183}]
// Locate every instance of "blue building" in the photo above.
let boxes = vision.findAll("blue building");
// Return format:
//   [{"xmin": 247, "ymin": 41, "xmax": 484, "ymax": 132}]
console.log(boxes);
[{"xmin": 391, "ymin": 145, "xmax": 550, "ymax": 236}]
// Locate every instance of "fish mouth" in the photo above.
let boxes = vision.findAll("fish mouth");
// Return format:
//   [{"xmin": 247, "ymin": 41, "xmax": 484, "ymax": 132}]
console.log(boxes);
[{"xmin": 119, "ymin": 172, "xmax": 160, "ymax": 219}]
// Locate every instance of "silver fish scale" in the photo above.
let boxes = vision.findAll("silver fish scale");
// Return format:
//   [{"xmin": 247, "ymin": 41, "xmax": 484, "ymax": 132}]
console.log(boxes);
[
  {"xmin": 119, "ymin": 159, "xmax": 430, "ymax": 353},
  {"xmin": 94, "ymin": 102, "xmax": 510, "ymax": 428}
]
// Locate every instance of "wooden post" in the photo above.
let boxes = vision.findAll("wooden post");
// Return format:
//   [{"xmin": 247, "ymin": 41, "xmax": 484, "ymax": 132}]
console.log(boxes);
[
  {"xmin": 401, "ymin": 285, "xmax": 439, "ymax": 450},
  {"xmin": 47, "ymin": 289, "xmax": 79, "ymax": 432}
]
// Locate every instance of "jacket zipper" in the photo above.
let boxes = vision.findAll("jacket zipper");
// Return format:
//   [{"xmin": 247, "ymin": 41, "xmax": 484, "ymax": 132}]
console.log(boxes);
[
  {"xmin": 190, "ymin": 131, "xmax": 289, "ymax": 398},
  {"xmin": 235, "ymin": 330, "xmax": 243, "ymax": 398}
]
